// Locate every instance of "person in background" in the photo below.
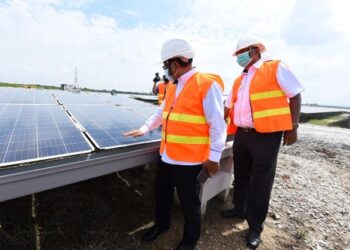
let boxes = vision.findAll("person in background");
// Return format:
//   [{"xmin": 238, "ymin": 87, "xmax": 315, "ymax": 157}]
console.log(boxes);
[
  {"xmin": 152, "ymin": 72, "xmax": 160, "ymax": 93},
  {"xmin": 221, "ymin": 38, "xmax": 303, "ymax": 249},
  {"xmin": 152, "ymin": 73, "xmax": 170, "ymax": 106},
  {"xmin": 124, "ymin": 38, "xmax": 226, "ymax": 250}
]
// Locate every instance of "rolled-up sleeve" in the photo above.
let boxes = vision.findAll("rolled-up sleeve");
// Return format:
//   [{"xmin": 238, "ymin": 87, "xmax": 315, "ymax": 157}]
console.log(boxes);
[
  {"xmin": 140, "ymin": 102, "xmax": 164, "ymax": 134},
  {"xmin": 203, "ymin": 82, "xmax": 227, "ymax": 162},
  {"xmin": 277, "ymin": 62, "xmax": 304, "ymax": 98}
]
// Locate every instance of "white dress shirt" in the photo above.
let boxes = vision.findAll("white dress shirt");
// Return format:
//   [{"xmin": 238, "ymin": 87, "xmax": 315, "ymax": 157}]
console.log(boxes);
[
  {"xmin": 140, "ymin": 68, "xmax": 227, "ymax": 165},
  {"xmin": 225, "ymin": 57, "xmax": 304, "ymax": 128}
]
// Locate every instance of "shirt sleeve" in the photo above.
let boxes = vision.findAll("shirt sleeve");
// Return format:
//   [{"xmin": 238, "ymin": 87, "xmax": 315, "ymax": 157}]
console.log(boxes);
[
  {"xmin": 203, "ymin": 82, "xmax": 227, "ymax": 162},
  {"xmin": 140, "ymin": 101, "xmax": 164, "ymax": 134},
  {"xmin": 277, "ymin": 62, "xmax": 304, "ymax": 98},
  {"xmin": 225, "ymin": 88, "xmax": 233, "ymax": 108}
]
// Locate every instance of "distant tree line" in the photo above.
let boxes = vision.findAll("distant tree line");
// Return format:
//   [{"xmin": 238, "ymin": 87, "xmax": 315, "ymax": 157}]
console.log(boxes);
[{"xmin": 0, "ymin": 82, "xmax": 59, "ymax": 90}]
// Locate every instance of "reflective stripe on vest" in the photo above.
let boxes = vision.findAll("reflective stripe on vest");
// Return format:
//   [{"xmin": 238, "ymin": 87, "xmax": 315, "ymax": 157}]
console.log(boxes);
[
  {"xmin": 162, "ymin": 112, "xmax": 207, "ymax": 124},
  {"xmin": 162, "ymin": 133, "xmax": 210, "ymax": 144},
  {"xmin": 250, "ymin": 90, "xmax": 285, "ymax": 101},
  {"xmin": 253, "ymin": 107, "xmax": 290, "ymax": 119}
]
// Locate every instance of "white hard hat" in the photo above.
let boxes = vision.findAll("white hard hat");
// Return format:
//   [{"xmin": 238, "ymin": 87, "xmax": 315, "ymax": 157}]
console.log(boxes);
[
  {"xmin": 160, "ymin": 38, "xmax": 194, "ymax": 63},
  {"xmin": 233, "ymin": 38, "xmax": 266, "ymax": 56}
]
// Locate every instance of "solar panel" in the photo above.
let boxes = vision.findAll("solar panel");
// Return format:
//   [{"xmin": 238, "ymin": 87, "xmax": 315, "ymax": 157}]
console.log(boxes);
[
  {"xmin": 0, "ymin": 88, "xmax": 57, "ymax": 104},
  {"xmin": 53, "ymin": 91, "xmax": 106, "ymax": 105},
  {"xmin": 98, "ymin": 93, "xmax": 157, "ymax": 106},
  {"xmin": 0, "ymin": 105, "xmax": 94, "ymax": 167},
  {"xmin": 66, "ymin": 105, "xmax": 161, "ymax": 149},
  {"xmin": 52, "ymin": 90, "xmax": 157, "ymax": 107}
]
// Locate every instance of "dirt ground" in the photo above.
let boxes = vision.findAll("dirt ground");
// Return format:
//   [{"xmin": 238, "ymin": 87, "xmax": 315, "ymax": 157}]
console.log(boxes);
[{"xmin": 0, "ymin": 124, "xmax": 349, "ymax": 250}]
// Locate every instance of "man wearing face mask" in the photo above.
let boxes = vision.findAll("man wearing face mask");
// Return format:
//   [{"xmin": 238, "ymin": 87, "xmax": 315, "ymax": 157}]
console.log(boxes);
[
  {"xmin": 221, "ymin": 38, "xmax": 303, "ymax": 249},
  {"xmin": 124, "ymin": 38, "xmax": 226, "ymax": 250}
]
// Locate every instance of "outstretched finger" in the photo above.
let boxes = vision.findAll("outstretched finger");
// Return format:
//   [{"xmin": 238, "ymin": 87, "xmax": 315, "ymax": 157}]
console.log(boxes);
[
  {"xmin": 123, "ymin": 130, "xmax": 138, "ymax": 136},
  {"xmin": 131, "ymin": 131, "xmax": 144, "ymax": 137}
]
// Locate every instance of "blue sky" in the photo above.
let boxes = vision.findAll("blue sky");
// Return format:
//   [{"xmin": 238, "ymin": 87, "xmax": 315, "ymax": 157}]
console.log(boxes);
[
  {"xmin": 50, "ymin": 0, "xmax": 190, "ymax": 28},
  {"xmin": 0, "ymin": 0, "xmax": 349, "ymax": 106}
]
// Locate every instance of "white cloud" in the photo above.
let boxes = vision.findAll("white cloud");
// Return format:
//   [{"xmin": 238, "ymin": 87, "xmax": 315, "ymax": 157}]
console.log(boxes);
[
  {"xmin": 0, "ymin": 0, "xmax": 349, "ymax": 106},
  {"xmin": 124, "ymin": 9, "xmax": 139, "ymax": 17}
]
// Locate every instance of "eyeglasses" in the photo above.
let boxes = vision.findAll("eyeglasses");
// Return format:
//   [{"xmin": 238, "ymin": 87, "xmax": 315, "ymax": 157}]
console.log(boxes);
[{"xmin": 163, "ymin": 57, "xmax": 191, "ymax": 69}]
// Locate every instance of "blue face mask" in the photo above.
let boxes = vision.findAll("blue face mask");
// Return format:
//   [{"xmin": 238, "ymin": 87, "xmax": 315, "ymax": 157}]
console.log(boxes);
[{"xmin": 237, "ymin": 51, "xmax": 252, "ymax": 68}]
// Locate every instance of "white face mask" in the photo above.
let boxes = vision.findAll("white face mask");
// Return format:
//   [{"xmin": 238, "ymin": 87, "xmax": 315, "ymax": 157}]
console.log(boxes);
[{"xmin": 164, "ymin": 69, "xmax": 174, "ymax": 82}]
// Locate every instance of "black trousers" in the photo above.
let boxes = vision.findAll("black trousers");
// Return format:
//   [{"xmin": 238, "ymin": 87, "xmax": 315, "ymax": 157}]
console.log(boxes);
[
  {"xmin": 154, "ymin": 159, "xmax": 202, "ymax": 244},
  {"xmin": 233, "ymin": 128, "xmax": 283, "ymax": 234}
]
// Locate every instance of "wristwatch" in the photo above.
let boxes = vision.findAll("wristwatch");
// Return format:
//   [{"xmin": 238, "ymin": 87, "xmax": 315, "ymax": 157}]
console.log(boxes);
[{"xmin": 292, "ymin": 122, "xmax": 299, "ymax": 129}]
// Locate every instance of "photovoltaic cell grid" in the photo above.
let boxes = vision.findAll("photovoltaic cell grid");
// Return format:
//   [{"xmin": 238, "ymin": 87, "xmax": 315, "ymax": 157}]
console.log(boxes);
[
  {"xmin": 53, "ymin": 91, "xmax": 107, "ymax": 105},
  {"xmin": 0, "ymin": 88, "xmax": 57, "ymax": 104},
  {"xmin": 99, "ymin": 93, "xmax": 157, "ymax": 106},
  {"xmin": 0, "ymin": 105, "xmax": 94, "ymax": 167},
  {"xmin": 0, "ymin": 88, "xmax": 160, "ymax": 167},
  {"xmin": 53, "ymin": 90, "xmax": 157, "ymax": 106},
  {"xmin": 66, "ymin": 105, "xmax": 161, "ymax": 149}
]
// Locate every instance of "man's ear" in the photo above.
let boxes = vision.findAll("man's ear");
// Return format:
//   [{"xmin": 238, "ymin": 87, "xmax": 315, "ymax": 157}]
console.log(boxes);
[
  {"xmin": 250, "ymin": 48, "xmax": 259, "ymax": 58},
  {"xmin": 170, "ymin": 61, "xmax": 177, "ymax": 71}
]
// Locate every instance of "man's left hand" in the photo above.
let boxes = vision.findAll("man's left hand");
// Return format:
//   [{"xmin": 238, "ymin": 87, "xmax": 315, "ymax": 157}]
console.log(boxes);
[
  {"xmin": 283, "ymin": 129, "xmax": 298, "ymax": 146},
  {"xmin": 202, "ymin": 160, "xmax": 220, "ymax": 177}
]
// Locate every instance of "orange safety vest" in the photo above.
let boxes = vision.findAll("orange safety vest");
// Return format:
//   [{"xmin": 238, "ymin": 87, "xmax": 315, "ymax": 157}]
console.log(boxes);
[
  {"xmin": 226, "ymin": 106, "xmax": 237, "ymax": 135},
  {"xmin": 160, "ymin": 72, "xmax": 224, "ymax": 163},
  {"xmin": 228, "ymin": 60, "xmax": 292, "ymax": 133},
  {"xmin": 157, "ymin": 82, "xmax": 168, "ymax": 105}
]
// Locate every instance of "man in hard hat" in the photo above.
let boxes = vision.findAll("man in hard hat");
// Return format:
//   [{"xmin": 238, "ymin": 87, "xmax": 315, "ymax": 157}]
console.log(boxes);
[
  {"xmin": 152, "ymin": 74, "xmax": 170, "ymax": 106},
  {"xmin": 124, "ymin": 38, "xmax": 226, "ymax": 250},
  {"xmin": 221, "ymin": 38, "xmax": 303, "ymax": 249}
]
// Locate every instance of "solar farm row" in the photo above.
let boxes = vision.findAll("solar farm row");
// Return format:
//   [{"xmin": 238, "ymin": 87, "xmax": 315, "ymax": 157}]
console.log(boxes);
[{"xmin": 0, "ymin": 88, "xmax": 160, "ymax": 167}]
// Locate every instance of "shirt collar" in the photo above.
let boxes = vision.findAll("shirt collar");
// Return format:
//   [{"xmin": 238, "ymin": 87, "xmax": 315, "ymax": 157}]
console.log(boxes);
[
  {"xmin": 243, "ymin": 54, "xmax": 271, "ymax": 74},
  {"xmin": 177, "ymin": 67, "xmax": 197, "ymax": 87}
]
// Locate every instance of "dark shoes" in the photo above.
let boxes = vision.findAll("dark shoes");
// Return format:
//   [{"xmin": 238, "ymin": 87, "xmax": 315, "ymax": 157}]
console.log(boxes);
[
  {"xmin": 141, "ymin": 226, "xmax": 196, "ymax": 250},
  {"xmin": 220, "ymin": 208, "xmax": 245, "ymax": 219},
  {"xmin": 175, "ymin": 241, "xmax": 197, "ymax": 250},
  {"xmin": 141, "ymin": 226, "xmax": 168, "ymax": 242},
  {"xmin": 246, "ymin": 231, "xmax": 261, "ymax": 249}
]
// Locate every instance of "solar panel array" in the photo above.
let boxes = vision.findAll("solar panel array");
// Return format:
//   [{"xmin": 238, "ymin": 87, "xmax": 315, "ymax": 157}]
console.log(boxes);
[
  {"xmin": 53, "ymin": 91, "xmax": 157, "ymax": 106},
  {"xmin": 0, "ymin": 104, "xmax": 94, "ymax": 166},
  {"xmin": 66, "ymin": 105, "xmax": 160, "ymax": 149},
  {"xmin": 0, "ymin": 88, "xmax": 160, "ymax": 167},
  {"xmin": 0, "ymin": 88, "xmax": 57, "ymax": 104},
  {"xmin": 53, "ymin": 91, "xmax": 106, "ymax": 105}
]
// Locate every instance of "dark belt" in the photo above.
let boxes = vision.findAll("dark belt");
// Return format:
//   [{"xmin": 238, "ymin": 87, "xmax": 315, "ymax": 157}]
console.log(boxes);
[{"xmin": 238, "ymin": 127, "xmax": 256, "ymax": 133}]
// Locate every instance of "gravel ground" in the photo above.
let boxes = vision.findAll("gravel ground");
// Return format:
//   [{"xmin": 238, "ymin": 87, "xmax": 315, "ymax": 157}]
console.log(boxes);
[
  {"xmin": 0, "ymin": 124, "xmax": 349, "ymax": 250},
  {"xmin": 269, "ymin": 124, "xmax": 350, "ymax": 250}
]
